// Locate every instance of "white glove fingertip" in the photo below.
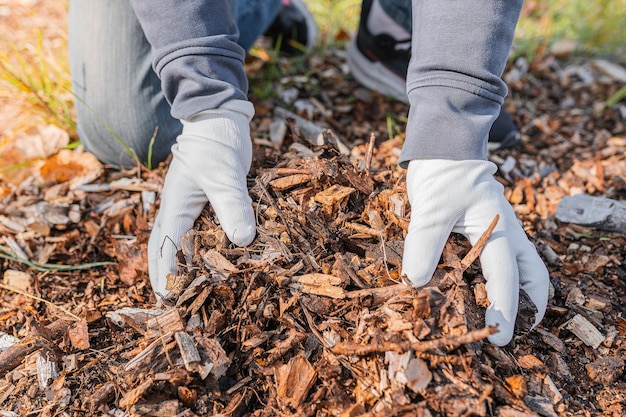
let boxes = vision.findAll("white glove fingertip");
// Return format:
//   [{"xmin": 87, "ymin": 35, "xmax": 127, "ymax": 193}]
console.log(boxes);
[
  {"xmin": 401, "ymin": 231, "xmax": 444, "ymax": 288},
  {"xmin": 229, "ymin": 223, "xmax": 257, "ymax": 247},
  {"xmin": 486, "ymin": 318, "xmax": 515, "ymax": 347}
]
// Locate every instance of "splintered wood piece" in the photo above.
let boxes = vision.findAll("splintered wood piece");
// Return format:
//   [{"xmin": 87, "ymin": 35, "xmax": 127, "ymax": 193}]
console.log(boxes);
[
  {"xmin": 289, "ymin": 282, "xmax": 346, "ymax": 299},
  {"xmin": 275, "ymin": 356, "xmax": 318, "ymax": 409},
  {"xmin": 566, "ymin": 314, "xmax": 605, "ymax": 349},
  {"xmin": 266, "ymin": 328, "xmax": 308, "ymax": 364},
  {"xmin": 270, "ymin": 174, "xmax": 314, "ymax": 191},
  {"xmin": 345, "ymin": 221, "xmax": 382, "ymax": 237},
  {"xmin": 331, "ymin": 325, "xmax": 498, "ymax": 355},
  {"xmin": 36, "ymin": 351, "xmax": 58, "ymax": 389},
  {"xmin": 176, "ymin": 275, "xmax": 209, "ymax": 306},
  {"xmin": 461, "ymin": 214, "xmax": 499, "ymax": 271},
  {"xmin": 131, "ymin": 400, "xmax": 180, "ymax": 416},
  {"xmin": 314, "ymin": 184, "xmax": 355, "ymax": 206},
  {"xmin": 175, "ymin": 332, "xmax": 202, "ymax": 374},
  {"xmin": 146, "ymin": 309, "xmax": 184, "ymax": 339},
  {"xmin": 473, "ymin": 282, "xmax": 490, "ymax": 308},
  {"xmin": 346, "ymin": 284, "xmax": 413, "ymax": 306},
  {"xmin": 119, "ymin": 377, "xmax": 154, "ymax": 409}
]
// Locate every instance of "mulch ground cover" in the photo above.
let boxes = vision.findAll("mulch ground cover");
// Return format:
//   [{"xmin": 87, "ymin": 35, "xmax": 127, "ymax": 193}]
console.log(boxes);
[{"xmin": 1, "ymin": 49, "xmax": 625, "ymax": 416}]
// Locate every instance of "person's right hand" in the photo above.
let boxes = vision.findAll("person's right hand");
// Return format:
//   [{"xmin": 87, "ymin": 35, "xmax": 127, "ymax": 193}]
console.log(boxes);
[{"xmin": 148, "ymin": 100, "xmax": 257, "ymax": 301}]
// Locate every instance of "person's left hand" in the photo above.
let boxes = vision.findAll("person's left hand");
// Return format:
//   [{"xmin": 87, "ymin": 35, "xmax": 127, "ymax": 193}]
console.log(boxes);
[{"xmin": 401, "ymin": 159, "xmax": 550, "ymax": 345}]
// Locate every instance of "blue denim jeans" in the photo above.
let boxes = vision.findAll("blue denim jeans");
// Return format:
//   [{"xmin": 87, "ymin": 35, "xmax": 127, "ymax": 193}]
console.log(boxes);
[{"xmin": 68, "ymin": 0, "xmax": 281, "ymax": 167}]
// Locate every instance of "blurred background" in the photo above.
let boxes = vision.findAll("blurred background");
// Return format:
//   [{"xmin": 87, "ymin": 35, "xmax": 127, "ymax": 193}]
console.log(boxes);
[{"xmin": 0, "ymin": 0, "xmax": 625, "ymax": 175}]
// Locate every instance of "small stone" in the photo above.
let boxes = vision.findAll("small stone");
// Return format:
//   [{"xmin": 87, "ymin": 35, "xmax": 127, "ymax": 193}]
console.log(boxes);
[{"xmin": 524, "ymin": 396, "xmax": 558, "ymax": 417}]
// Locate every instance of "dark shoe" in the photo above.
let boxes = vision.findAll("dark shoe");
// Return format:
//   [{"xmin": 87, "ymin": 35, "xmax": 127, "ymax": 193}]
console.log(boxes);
[
  {"xmin": 347, "ymin": 0, "xmax": 520, "ymax": 150},
  {"xmin": 488, "ymin": 107, "xmax": 521, "ymax": 150},
  {"xmin": 265, "ymin": 0, "xmax": 317, "ymax": 55}
]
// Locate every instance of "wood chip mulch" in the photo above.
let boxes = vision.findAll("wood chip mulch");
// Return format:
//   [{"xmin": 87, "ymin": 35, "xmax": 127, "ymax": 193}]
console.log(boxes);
[{"xmin": 1, "ymin": 50, "xmax": 625, "ymax": 417}]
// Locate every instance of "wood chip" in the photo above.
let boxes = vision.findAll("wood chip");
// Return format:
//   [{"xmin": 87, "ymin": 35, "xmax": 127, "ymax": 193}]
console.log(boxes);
[
  {"xmin": 565, "ymin": 314, "xmax": 605, "ymax": 349},
  {"xmin": 2, "ymin": 270, "xmax": 31, "ymax": 292},
  {"xmin": 276, "ymin": 356, "xmax": 318, "ymax": 408},
  {"xmin": 68, "ymin": 319, "xmax": 90, "ymax": 350},
  {"xmin": 175, "ymin": 332, "xmax": 203, "ymax": 374},
  {"xmin": 146, "ymin": 309, "xmax": 184, "ymax": 339}
]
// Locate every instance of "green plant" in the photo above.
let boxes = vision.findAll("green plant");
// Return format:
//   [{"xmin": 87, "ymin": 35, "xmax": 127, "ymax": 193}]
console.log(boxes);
[
  {"xmin": 306, "ymin": 0, "xmax": 361, "ymax": 47},
  {"xmin": 514, "ymin": 0, "xmax": 626, "ymax": 58},
  {"xmin": 0, "ymin": 31, "xmax": 76, "ymax": 135}
]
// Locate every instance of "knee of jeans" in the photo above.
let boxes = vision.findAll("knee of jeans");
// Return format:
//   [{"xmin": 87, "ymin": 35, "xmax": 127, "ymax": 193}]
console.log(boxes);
[{"xmin": 75, "ymin": 102, "xmax": 181, "ymax": 169}]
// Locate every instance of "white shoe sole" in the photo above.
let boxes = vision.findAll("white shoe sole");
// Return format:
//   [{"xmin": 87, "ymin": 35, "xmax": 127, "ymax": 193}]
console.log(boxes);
[{"xmin": 346, "ymin": 37, "xmax": 408, "ymax": 103}]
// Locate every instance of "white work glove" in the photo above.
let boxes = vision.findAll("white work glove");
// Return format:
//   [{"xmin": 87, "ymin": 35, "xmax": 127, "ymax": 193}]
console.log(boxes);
[
  {"xmin": 148, "ymin": 100, "xmax": 257, "ymax": 300},
  {"xmin": 402, "ymin": 159, "xmax": 549, "ymax": 346}
]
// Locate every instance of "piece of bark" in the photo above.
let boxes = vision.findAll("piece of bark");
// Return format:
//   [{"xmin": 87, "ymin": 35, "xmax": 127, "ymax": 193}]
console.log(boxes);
[
  {"xmin": 541, "ymin": 375, "xmax": 563, "ymax": 405},
  {"xmin": 196, "ymin": 335, "xmax": 231, "ymax": 379},
  {"xmin": 202, "ymin": 249, "xmax": 239, "ymax": 274},
  {"xmin": 68, "ymin": 319, "xmax": 90, "ymax": 350},
  {"xmin": 275, "ymin": 356, "xmax": 318, "ymax": 409},
  {"xmin": 585, "ymin": 357, "xmax": 625, "ymax": 385},
  {"xmin": 534, "ymin": 328, "xmax": 566, "ymax": 353},
  {"xmin": 175, "ymin": 332, "xmax": 203, "ymax": 374},
  {"xmin": 0, "ymin": 319, "xmax": 71, "ymax": 375},
  {"xmin": 36, "ymin": 351, "xmax": 58, "ymax": 389},
  {"xmin": 84, "ymin": 382, "xmax": 116, "ymax": 411},
  {"xmin": 498, "ymin": 406, "xmax": 541, "ymax": 417},
  {"xmin": 555, "ymin": 194, "xmax": 626, "ymax": 233},
  {"xmin": 146, "ymin": 309, "xmax": 184, "ymax": 339},
  {"xmin": 270, "ymin": 174, "xmax": 314, "ymax": 191},
  {"xmin": 505, "ymin": 375, "xmax": 529, "ymax": 399},
  {"xmin": 565, "ymin": 314, "xmax": 605, "ymax": 349},
  {"xmin": 125, "ymin": 332, "xmax": 173, "ymax": 371},
  {"xmin": 119, "ymin": 377, "xmax": 154, "ymax": 409},
  {"xmin": 274, "ymin": 107, "xmax": 350, "ymax": 155},
  {"xmin": 289, "ymin": 282, "xmax": 346, "ymax": 299}
]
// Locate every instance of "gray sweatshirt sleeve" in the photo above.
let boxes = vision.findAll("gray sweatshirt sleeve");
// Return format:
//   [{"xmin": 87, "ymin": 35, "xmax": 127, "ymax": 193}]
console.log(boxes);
[
  {"xmin": 129, "ymin": 0, "xmax": 248, "ymax": 120},
  {"xmin": 399, "ymin": 0, "xmax": 522, "ymax": 165}
]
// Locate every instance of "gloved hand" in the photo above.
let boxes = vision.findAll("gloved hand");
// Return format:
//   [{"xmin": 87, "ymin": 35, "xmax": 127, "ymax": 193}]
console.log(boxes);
[
  {"xmin": 148, "ymin": 100, "xmax": 257, "ymax": 300},
  {"xmin": 402, "ymin": 159, "xmax": 549, "ymax": 346}
]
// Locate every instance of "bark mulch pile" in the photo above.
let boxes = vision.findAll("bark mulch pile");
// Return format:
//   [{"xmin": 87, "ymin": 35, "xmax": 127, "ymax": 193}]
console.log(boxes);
[{"xmin": 1, "ymin": 51, "xmax": 625, "ymax": 416}]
